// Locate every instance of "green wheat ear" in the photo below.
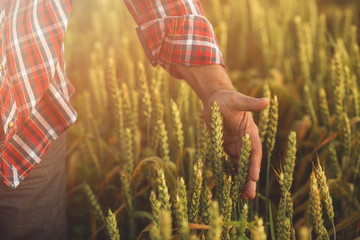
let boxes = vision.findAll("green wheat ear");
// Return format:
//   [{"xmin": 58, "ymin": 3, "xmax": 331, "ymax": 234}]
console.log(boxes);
[
  {"xmin": 251, "ymin": 216, "xmax": 267, "ymax": 240},
  {"xmin": 188, "ymin": 159, "xmax": 203, "ymax": 223},
  {"xmin": 106, "ymin": 57, "xmax": 118, "ymax": 100},
  {"xmin": 282, "ymin": 131, "xmax": 297, "ymax": 193},
  {"xmin": 179, "ymin": 219, "xmax": 190, "ymax": 240},
  {"xmin": 342, "ymin": 113, "xmax": 351, "ymax": 160},
  {"xmin": 237, "ymin": 133, "xmax": 251, "ymax": 195},
  {"xmin": 333, "ymin": 51, "xmax": 345, "ymax": 132},
  {"xmin": 315, "ymin": 14, "xmax": 328, "ymax": 86},
  {"xmin": 173, "ymin": 177, "xmax": 188, "ymax": 226},
  {"xmin": 295, "ymin": 16, "xmax": 311, "ymax": 86},
  {"xmin": 200, "ymin": 182, "xmax": 212, "ymax": 226},
  {"xmin": 106, "ymin": 209, "xmax": 120, "ymax": 240},
  {"xmin": 208, "ymin": 201, "xmax": 223, "ymax": 240},
  {"xmin": 114, "ymin": 88, "xmax": 125, "ymax": 155},
  {"xmin": 173, "ymin": 178, "xmax": 188, "ymax": 228},
  {"xmin": 318, "ymin": 88, "xmax": 332, "ymax": 132},
  {"xmin": 120, "ymin": 172, "xmax": 133, "ymax": 213},
  {"xmin": 150, "ymin": 223, "xmax": 161, "ymax": 240},
  {"xmin": 238, "ymin": 203, "xmax": 248, "ymax": 237},
  {"xmin": 309, "ymin": 172, "xmax": 329, "ymax": 239},
  {"xmin": 83, "ymin": 183, "xmax": 105, "ymax": 224},
  {"xmin": 138, "ymin": 62, "xmax": 152, "ymax": 122},
  {"xmin": 220, "ymin": 176, "xmax": 232, "ymax": 240},
  {"xmin": 259, "ymin": 83, "xmax": 271, "ymax": 144},
  {"xmin": 265, "ymin": 94, "xmax": 279, "ymax": 224},
  {"xmin": 350, "ymin": 73, "xmax": 360, "ymax": 117},
  {"xmin": 150, "ymin": 191, "xmax": 161, "ymax": 225},
  {"xmin": 84, "ymin": 137, "xmax": 101, "ymax": 176},
  {"xmin": 266, "ymin": 95, "xmax": 279, "ymax": 159},
  {"xmin": 276, "ymin": 131, "xmax": 297, "ymax": 240},
  {"xmin": 328, "ymin": 142, "xmax": 342, "ymax": 180},
  {"xmin": 304, "ymin": 85, "xmax": 318, "ymax": 129},
  {"xmin": 124, "ymin": 128, "xmax": 134, "ymax": 174},
  {"xmin": 276, "ymin": 188, "xmax": 291, "ymax": 240},
  {"xmin": 173, "ymin": 179, "xmax": 190, "ymax": 240},
  {"xmin": 210, "ymin": 102, "xmax": 224, "ymax": 198},
  {"xmin": 351, "ymin": 43, "xmax": 360, "ymax": 84},
  {"xmin": 355, "ymin": 135, "xmax": 360, "ymax": 179},
  {"xmin": 315, "ymin": 164, "xmax": 335, "ymax": 223},
  {"xmin": 157, "ymin": 169, "xmax": 171, "ymax": 211},
  {"xmin": 157, "ymin": 119, "xmax": 170, "ymax": 163},
  {"xmin": 170, "ymin": 99, "xmax": 184, "ymax": 157},
  {"xmin": 160, "ymin": 209, "xmax": 172, "ymax": 240}
]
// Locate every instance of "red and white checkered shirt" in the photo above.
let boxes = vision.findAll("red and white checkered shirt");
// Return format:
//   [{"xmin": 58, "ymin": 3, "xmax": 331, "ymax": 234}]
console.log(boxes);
[{"xmin": 1, "ymin": 0, "xmax": 223, "ymax": 188}]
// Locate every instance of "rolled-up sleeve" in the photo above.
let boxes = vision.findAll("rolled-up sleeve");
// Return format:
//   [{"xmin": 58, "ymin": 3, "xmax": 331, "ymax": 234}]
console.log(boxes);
[{"xmin": 123, "ymin": 0, "xmax": 225, "ymax": 78}]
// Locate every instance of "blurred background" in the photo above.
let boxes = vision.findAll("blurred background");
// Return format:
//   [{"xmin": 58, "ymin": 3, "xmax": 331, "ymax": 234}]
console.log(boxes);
[{"xmin": 64, "ymin": 0, "xmax": 360, "ymax": 239}]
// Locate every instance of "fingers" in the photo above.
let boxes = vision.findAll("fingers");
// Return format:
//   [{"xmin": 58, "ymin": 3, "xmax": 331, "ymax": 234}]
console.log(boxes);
[
  {"xmin": 243, "ymin": 180, "xmax": 257, "ymax": 199},
  {"xmin": 248, "ymin": 128, "xmax": 262, "ymax": 182},
  {"xmin": 240, "ymin": 190, "xmax": 248, "ymax": 200},
  {"xmin": 230, "ymin": 93, "xmax": 270, "ymax": 112},
  {"xmin": 243, "ymin": 127, "xmax": 263, "ymax": 199}
]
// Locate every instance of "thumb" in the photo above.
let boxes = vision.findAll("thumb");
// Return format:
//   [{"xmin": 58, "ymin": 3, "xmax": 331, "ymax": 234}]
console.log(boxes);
[{"xmin": 230, "ymin": 93, "xmax": 270, "ymax": 112}]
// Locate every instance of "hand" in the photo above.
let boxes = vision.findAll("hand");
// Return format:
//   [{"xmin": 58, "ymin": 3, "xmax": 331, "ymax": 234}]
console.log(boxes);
[
  {"xmin": 175, "ymin": 64, "xmax": 269, "ymax": 199},
  {"xmin": 202, "ymin": 89, "xmax": 269, "ymax": 199}
]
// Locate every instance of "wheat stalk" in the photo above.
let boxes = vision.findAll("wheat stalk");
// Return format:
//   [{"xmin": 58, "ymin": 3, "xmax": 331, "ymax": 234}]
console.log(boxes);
[
  {"xmin": 220, "ymin": 176, "xmax": 232, "ymax": 240},
  {"xmin": 188, "ymin": 160, "xmax": 203, "ymax": 223}
]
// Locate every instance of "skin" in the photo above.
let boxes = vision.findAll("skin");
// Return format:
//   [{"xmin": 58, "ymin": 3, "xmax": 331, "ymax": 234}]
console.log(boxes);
[{"xmin": 175, "ymin": 64, "xmax": 270, "ymax": 199}]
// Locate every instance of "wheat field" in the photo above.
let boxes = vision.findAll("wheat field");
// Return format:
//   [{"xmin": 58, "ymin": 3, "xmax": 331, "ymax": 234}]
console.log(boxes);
[{"xmin": 64, "ymin": 0, "xmax": 360, "ymax": 239}]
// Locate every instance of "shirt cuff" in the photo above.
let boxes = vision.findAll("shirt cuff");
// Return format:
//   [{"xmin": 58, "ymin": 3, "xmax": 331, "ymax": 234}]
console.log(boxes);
[{"xmin": 136, "ymin": 15, "xmax": 225, "ymax": 79}]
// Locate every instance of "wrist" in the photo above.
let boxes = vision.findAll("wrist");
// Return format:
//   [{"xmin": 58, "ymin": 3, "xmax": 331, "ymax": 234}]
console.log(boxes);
[{"xmin": 175, "ymin": 64, "xmax": 235, "ymax": 103}]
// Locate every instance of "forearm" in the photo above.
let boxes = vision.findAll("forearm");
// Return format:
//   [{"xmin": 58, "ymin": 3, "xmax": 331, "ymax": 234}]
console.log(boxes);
[{"xmin": 175, "ymin": 64, "xmax": 235, "ymax": 103}]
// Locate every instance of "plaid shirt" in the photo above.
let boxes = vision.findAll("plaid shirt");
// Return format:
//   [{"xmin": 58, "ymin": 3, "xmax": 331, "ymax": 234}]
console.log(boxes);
[{"xmin": 0, "ymin": 0, "xmax": 223, "ymax": 188}]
